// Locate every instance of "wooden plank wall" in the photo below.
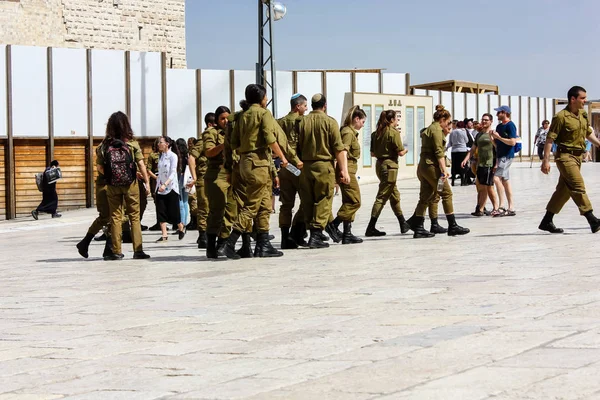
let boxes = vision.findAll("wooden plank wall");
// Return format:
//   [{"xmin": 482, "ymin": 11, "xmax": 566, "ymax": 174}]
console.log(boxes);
[
  {"xmin": 54, "ymin": 141, "xmax": 87, "ymax": 211},
  {"xmin": 14, "ymin": 141, "xmax": 46, "ymax": 218},
  {"xmin": 0, "ymin": 142, "xmax": 5, "ymax": 220}
]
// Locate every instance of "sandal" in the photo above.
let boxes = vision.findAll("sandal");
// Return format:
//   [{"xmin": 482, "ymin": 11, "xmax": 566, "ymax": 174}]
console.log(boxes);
[
  {"xmin": 471, "ymin": 210, "xmax": 484, "ymax": 217},
  {"xmin": 490, "ymin": 209, "xmax": 501, "ymax": 217},
  {"xmin": 156, "ymin": 236, "xmax": 168, "ymax": 242},
  {"xmin": 505, "ymin": 209, "xmax": 516, "ymax": 216},
  {"xmin": 493, "ymin": 208, "xmax": 506, "ymax": 217}
]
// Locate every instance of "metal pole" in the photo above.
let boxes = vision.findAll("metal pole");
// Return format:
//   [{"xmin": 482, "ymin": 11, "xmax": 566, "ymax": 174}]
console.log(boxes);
[
  {"xmin": 256, "ymin": 0, "xmax": 264, "ymax": 86},
  {"xmin": 268, "ymin": 0, "xmax": 277, "ymax": 117}
]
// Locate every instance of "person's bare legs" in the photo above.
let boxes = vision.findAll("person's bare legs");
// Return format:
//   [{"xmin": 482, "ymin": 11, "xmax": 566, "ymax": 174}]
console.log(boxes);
[
  {"xmin": 486, "ymin": 186, "xmax": 499, "ymax": 210},
  {"xmin": 494, "ymin": 176, "xmax": 505, "ymax": 209},
  {"xmin": 476, "ymin": 182, "xmax": 487, "ymax": 212},
  {"xmin": 503, "ymin": 179, "xmax": 514, "ymax": 211},
  {"xmin": 160, "ymin": 222, "xmax": 168, "ymax": 239}
]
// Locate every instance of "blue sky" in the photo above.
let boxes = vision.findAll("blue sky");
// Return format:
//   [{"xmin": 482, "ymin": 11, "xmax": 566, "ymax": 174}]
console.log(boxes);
[{"xmin": 185, "ymin": 0, "xmax": 599, "ymax": 99}]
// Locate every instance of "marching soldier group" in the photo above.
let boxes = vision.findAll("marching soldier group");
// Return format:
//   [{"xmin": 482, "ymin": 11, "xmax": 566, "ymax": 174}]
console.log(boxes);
[{"xmin": 75, "ymin": 85, "xmax": 598, "ymax": 261}]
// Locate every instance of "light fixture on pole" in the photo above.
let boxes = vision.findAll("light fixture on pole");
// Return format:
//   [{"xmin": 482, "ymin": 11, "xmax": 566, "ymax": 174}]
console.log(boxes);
[{"xmin": 257, "ymin": 0, "xmax": 286, "ymax": 117}]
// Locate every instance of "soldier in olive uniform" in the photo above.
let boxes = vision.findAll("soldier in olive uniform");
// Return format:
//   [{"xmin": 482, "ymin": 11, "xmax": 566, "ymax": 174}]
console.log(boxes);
[
  {"xmin": 97, "ymin": 111, "xmax": 151, "ymax": 260},
  {"xmin": 203, "ymin": 106, "xmax": 233, "ymax": 259},
  {"xmin": 296, "ymin": 94, "xmax": 350, "ymax": 249},
  {"xmin": 329, "ymin": 105, "xmax": 366, "ymax": 244},
  {"xmin": 539, "ymin": 86, "xmax": 600, "ymax": 233},
  {"xmin": 76, "ymin": 137, "xmax": 114, "ymax": 259},
  {"xmin": 186, "ymin": 136, "xmax": 199, "ymax": 230},
  {"xmin": 220, "ymin": 84, "xmax": 289, "ymax": 259},
  {"xmin": 277, "ymin": 93, "xmax": 308, "ymax": 248},
  {"xmin": 189, "ymin": 113, "xmax": 214, "ymax": 248},
  {"xmin": 146, "ymin": 138, "xmax": 160, "ymax": 231},
  {"xmin": 365, "ymin": 110, "xmax": 410, "ymax": 237},
  {"xmin": 407, "ymin": 105, "xmax": 469, "ymax": 238}
]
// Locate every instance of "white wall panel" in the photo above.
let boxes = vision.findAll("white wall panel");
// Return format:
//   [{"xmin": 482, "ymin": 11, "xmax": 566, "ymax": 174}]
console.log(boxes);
[
  {"xmin": 530, "ymin": 97, "xmax": 540, "ymax": 156},
  {"xmin": 441, "ymin": 91, "xmax": 453, "ymax": 115},
  {"xmin": 233, "ymin": 70, "xmax": 254, "ymax": 112},
  {"xmin": 11, "ymin": 46, "xmax": 48, "ymax": 137},
  {"xmin": 429, "ymin": 91, "xmax": 440, "ymax": 108},
  {"xmin": 545, "ymin": 98, "xmax": 555, "ymax": 121},
  {"xmin": 91, "ymin": 49, "xmax": 125, "ymax": 137},
  {"xmin": 453, "ymin": 93, "xmax": 465, "ymax": 121},
  {"xmin": 520, "ymin": 97, "xmax": 530, "ymax": 156},
  {"xmin": 296, "ymin": 72, "xmax": 322, "ymax": 102},
  {"xmin": 477, "ymin": 94, "xmax": 489, "ymax": 119},
  {"xmin": 466, "ymin": 93, "xmax": 476, "ymax": 119},
  {"xmin": 0, "ymin": 45, "xmax": 6, "ymax": 137},
  {"xmin": 489, "ymin": 95, "xmax": 499, "ymax": 129},
  {"xmin": 52, "ymin": 48, "xmax": 87, "ymax": 137},
  {"xmin": 510, "ymin": 96, "xmax": 520, "ymax": 147},
  {"xmin": 273, "ymin": 71, "xmax": 293, "ymax": 119},
  {"xmin": 414, "ymin": 89, "xmax": 427, "ymax": 96},
  {"xmin": 355, "ymin": 73, "xmax": 379, "ymax": 93},
  {"xmin": 326, "ymin": 72, "xmax": 351, "ymax": 125},
  {"xmin": 130, "ymin": 51, "xmax": 162, "ymax": 138},
  {"xmin": 500, "ymin": 95, "xmax": 510, "ymax": 108},
  {"xmin": 166, "ymin": 69, "xmax": 197, "ymax": 140},
  {"xmin": 382, "ymin": 73, "xmax": 406, "ymax": 94},
  {"xmin": 201, "ymin": 69, "xmax": 230, "ymax": 121}
]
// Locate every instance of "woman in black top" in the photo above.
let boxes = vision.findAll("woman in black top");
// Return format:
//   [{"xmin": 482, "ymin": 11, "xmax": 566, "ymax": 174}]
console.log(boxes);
[{"xmin": 32, "ymin": 160, "xmax": 61, "ymax": 219}]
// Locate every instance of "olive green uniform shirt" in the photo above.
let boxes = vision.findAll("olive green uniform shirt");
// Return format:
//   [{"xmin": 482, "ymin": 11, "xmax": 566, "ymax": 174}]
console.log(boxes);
[
  {"xmin": 189, "ymin": 136, "xmax": 208, "ymax": 179},
  {"xmin": 278, "ymin": 111, "xmax": 301, "ymax": 149},
  {"xmin": 202, "ymin": 126, "xmax": 225, "ymax": 169},
  {"xmin": 341, "ymin": 126, "xmax": 361, "ymax": 161},
  {"xmin": 296, "ymin": 110, "xmax": 345, "ymax": 161},
  {"xmin": 147, "ymin": 152, "xmax": 159, "ymax": 174},
  {"xmin": 371, "ymin": 126, "xmax": 404, "ymax": 168},
  {"xmin": 231, "ymin": 104, "xmax": 277, "ymax": 154},
  {"xmin": 548, "ymin": 107, "xmax": 593, "ymax": 151},
  {"xmin": 420, "ymin": 122, "xmax": 446, "ymax": 165}
]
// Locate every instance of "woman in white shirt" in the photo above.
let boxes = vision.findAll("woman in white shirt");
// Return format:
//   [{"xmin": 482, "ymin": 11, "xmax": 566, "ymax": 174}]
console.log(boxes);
[{"xmin": 155, "ymin": 136, "xmax": 185, "ymax": 242}]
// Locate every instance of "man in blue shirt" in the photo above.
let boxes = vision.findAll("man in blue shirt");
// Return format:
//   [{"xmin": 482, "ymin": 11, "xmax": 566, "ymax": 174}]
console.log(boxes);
[{"xmin": 491, "ymin": 106, "xmax": 518, "ymax": 216}]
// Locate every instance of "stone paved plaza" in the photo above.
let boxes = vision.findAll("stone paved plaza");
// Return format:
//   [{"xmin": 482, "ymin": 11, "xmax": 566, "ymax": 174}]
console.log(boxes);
[{"xmin": 2, "ymin": 163, "xmax": 600, "ymax": 399}]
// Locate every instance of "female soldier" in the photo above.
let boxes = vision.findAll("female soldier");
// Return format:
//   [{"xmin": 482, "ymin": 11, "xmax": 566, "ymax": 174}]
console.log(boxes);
[
  {"xmin": 365, "ymin": 110, "xmax": 410, "ymax": 237},
  {"xmin": 407, "ymin": 105, "xmax": 469, "ymax": 238},
  {"xmin": 204, "ymin": 106, "xmax": 234, "ymax": 259},
  {"xmin": 330, "ymin": 106, "xmax": 366, "ymax": 244},
  {"xmin": 220, "ymin": 84, "xmax": 288, "ymax": 259},
  {"xmin": 98, "ymin": 111, "xmax": 151, "ymax": 260},
  {"xmin": 147, "ymin": 138, "xmax": 161, "ymax": 231}
]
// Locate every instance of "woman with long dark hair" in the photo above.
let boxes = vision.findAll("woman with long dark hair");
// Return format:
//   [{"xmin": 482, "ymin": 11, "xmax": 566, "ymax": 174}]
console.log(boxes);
[
  {"xmin": 98, "ymin": 111, "xmax": 151, "ymax": 260},
  {"xmin": 155, "ymin": 136, "xmax": 185, "ymax": 242},
  {"xmin": 220, "ymin": 84, "xmax": 288, "ymax": 259},
  {"xmin": 365, "ymin": 109, "xmax": 410, "ymax": 237},
  {"xmin": 407, "ymin": 105, "xmax": 469, "ymax": 238},
  {"xmin": 329, "ymin": 105, "xmax": 366, "ymax": 244},
  {"xmin": 175, "ymin": 138, "xmax": 196, "ymax": 229}
]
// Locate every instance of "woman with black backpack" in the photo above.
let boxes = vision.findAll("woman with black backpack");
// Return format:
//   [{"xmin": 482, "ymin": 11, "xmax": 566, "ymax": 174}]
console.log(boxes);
[
  {"xmin": 31, "ymin": 160, "xmax": 61, "ymax": 220},
  {"xmin": 98, "ymin": 111, "xmax": 151, "ymax": 261}
]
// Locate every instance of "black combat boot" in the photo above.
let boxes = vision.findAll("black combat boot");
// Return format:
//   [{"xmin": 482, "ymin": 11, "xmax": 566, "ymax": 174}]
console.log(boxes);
[
  {"xmin": 430, "ymin": 218, "xmax": 448, "ymax": 234},
  {"xmin": 76, "ymin": 233, "xmax": 94, "ymax": 259},
  {"xmin": 281, "ymin": 227, "xmax": 298, "ymax": 250},
  {"xmin": 102, "ymin": 236, "xmax": 113, "ymax": 258},
  {"xmin": 221, "ymin": 230, "xmax": 242, "ymax": 260},
  {"xmin": 342, "ymin": 221, "xmax": 363, "ymax": 244},
  {"xmin": 308, "ymin": 229, "xmax": 329, "ymax": 249},
  {"xmin": 397, "ymin": 214, "xmax": 411, "ymax": 234},
  {"xmin": 291, "ymin": 223, "xmax": 308, "ymax": 247},
  {"xmin": 236, "ymin": 233, "xmax": 253, "ymax": 258},
  {"xmin": 186, "ymin": 215, "xmax": 197, "ymax": 231},
  {"xmin": 133, "ymin": 251, "xmax": 151, "ymax": 259},
  {"xmin": 325, "ymin": 222, "xmax": 342, "ymax": 243},
  {"xmin": 254, "ymin": 232, "xmax": 284, "ymax": 257},
  {"xmin": 365, "ymin": 217, "xmax": 386, "ymax": 237},
  {"xmin": 411, "ymin": 216, "xmax": 435, "ymax": 239},
  {"xmin": 206, "ymin": 234, "xmax": 218, "ymax": 259},
  {"xmin": 216, "ymin": 237, "xmax": 226, "ymax": 256},
  {"xmin": 317, "ymin": 231, "xmax": 330, "ymax": 242},
  {"xmin": 197, "ymin": 230, "xmax": 207, "ymax": 249},
  {"xmin": 446, "ymin": 214, "xmax": 470, "ymax": 236},
  {"xmin": 585, "ymin": 211, "xmax": 600, "ymax": 233},
  {"xmin": 538, "ymin": 211, "xmax": 564, "ymax": 234}
]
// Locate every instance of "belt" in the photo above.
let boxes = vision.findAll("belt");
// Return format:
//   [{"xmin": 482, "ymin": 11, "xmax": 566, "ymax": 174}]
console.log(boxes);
[
  {"xmin": 557, "ymin": 147, "xmax": 584, "ymax": 156},
  {"xmin": 376, "ymin": 157, "xmax": 397, "ymax": 162}
]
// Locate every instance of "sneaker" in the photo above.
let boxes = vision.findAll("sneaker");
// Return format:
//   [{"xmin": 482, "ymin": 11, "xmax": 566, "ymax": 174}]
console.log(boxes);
[
  {"xmin": 52, "ymin": 213, "xmax": 62, "ymax": 218},
  {"xmin": 31, "ymin": 210, "xmax": 39, "ymax": 220}
]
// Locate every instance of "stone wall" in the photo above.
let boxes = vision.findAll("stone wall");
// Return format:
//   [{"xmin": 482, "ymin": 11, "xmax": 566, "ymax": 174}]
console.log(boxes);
[{"xmin": 0, "ymin": 0, "xmax": 186, "ymax": 68}]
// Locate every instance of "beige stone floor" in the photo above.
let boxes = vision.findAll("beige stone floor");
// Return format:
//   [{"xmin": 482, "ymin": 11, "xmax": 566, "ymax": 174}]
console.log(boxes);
[{"xmin": 2, "ymin": 162, "xmax": 600, "ymax": 400}]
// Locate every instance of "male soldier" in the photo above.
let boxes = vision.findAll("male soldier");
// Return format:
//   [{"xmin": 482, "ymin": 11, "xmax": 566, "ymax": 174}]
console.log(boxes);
[
  {"xmin": 190, "ymin": 113, "xmax": 214, "ymax": 248},
  {"xmin": 277, "ymin": 93, "xmax": 308, "ymax": 248},
  {"xmin": 296, "ymin": 94, "xmax": 350, "ymax": 249},
  {"xmin": 539, "ymin": 86, "xmax": 600, "ymax": 233}
]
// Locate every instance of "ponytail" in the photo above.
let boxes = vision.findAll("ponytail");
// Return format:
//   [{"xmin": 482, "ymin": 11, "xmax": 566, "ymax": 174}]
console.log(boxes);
[
  {"xmin": 376, "ymin": 110, "xmax": 397, "ymax": 136},
  {"xmin": 342, "ymin": 106, "xmax": 367, "ymax": 128}
]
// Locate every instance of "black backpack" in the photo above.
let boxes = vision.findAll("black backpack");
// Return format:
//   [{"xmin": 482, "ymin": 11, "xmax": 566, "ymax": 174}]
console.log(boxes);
[{"xmin": 104, "ymin": 139, "xmax": 136, "ymax": 186}]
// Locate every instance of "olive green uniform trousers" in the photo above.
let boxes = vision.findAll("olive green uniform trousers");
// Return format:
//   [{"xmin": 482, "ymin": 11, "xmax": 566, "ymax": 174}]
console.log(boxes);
[
  {"xmin": 415, "ymin": 162, "xmax": 454, "ymax": 217},
  {"xmin": 107, "ymin": 180, "xmax": 143, "ymax": 255},
  {"xmin": 279, "ymin": 168, "xmax": 304, "ymax": 228},
  {"xmin": 337, "ymin": 161, "xmax": 361, "ymax": 222},
  {"xmin": 233, "ymin": 153, "xmax": 271, "ymax": 233},
  {"xmin": 87, "ymin": 182, "xmax": 110, "ymax": 236},
  {"xmin": 371, "ymin": 160, "xmax": 403, "ymax": 218},
  {"xmin": 299, "ymin": 160, "xmax": 335, "ymax": 230},
  {"xmin": 546, "ymin": 152, "xmax": 593, "ymax": 215}
]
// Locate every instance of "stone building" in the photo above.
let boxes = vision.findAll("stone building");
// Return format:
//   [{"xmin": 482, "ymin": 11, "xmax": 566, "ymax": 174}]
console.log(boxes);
[{"xmin": 0, "ymin": 0, "xmax": 186, "ymax": 68}]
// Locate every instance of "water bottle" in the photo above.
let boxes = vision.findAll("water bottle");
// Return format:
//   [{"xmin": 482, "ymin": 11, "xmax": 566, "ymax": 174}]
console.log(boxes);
[
  {"xmin": 437, "ymin": 175, "xmax": 445, "ymax": 192},
  {"xmin": 285, "ymin": 163, "xmax": 301, "ymax": 177}
]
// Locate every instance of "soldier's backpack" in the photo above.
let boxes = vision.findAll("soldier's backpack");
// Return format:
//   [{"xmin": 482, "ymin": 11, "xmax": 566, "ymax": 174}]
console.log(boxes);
[{"xmin": 104, "ymin": 139, "xmax": 136, "ymax": 186}]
